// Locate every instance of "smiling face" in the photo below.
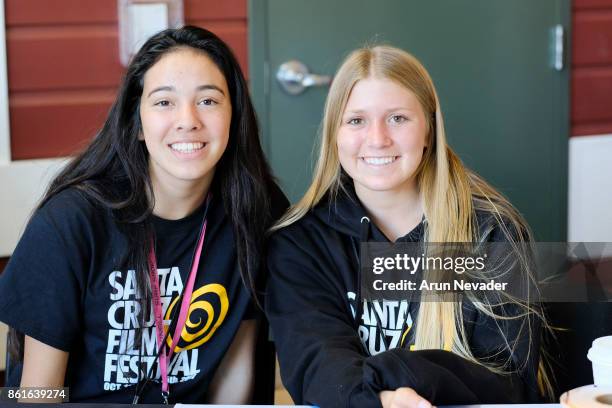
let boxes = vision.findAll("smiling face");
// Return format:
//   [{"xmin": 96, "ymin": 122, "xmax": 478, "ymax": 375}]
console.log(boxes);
[
  {"xmin": 139, "ymin": 47, "xmax": 231, "ymax": 193},
  {"xmin": 336, "ymin": 76, "xmax": 429, "ymax": 199}
]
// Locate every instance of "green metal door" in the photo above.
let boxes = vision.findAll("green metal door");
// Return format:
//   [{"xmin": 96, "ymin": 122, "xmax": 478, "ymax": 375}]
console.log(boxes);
[{"xmin": 250, "ymin": 0, "xmax": 570, "ymax": 241}]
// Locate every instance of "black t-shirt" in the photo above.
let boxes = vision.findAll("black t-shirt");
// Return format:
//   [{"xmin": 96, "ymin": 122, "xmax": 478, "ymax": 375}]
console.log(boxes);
[{"xmin": 0, "ymin": 188, "xmax": 256, "ymax": 403}]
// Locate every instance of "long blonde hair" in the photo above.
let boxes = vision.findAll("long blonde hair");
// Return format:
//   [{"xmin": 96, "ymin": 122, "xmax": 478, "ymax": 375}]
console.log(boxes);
[{"xmin": 273, "ymin": 45, "xmax": 551, "ymax": 395}]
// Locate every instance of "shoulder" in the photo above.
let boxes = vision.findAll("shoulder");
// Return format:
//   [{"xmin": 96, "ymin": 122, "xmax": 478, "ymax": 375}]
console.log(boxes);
[
  {"xmin": 268, "ymin": 211, "xmax": 333, "ymax": 259},
  {"xmin": 39, "ymin": 187, "xmax": 102, "ymax": 219},
  {"xmin": 32, "ymin": 187, "xmax": 110, "ymax": 240},
  {"xmin": 270, "ymin": 210, "xmax": 328, "ymax": 240},
  {"xmin": 266, "ymin": 212, "xmax": 341, "ymax": 291}
]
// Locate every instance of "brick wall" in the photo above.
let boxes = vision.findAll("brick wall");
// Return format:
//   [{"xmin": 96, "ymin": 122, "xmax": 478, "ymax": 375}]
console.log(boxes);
[
  {"xmin": 572, "ymin": 0, "xmax": 612, "ymax": 136},
  {"xmin": 4, "ymin": 0, "xmax": 247, "ymax": 159}
]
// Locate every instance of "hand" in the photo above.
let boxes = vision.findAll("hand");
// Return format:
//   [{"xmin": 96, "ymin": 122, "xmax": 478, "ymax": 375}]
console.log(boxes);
[{"xmin": 379, "ymin": 387, "xmax": 433, "ymax": 408}]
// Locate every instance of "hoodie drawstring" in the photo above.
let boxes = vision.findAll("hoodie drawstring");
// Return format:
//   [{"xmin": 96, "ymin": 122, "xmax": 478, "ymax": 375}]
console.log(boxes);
[
  {"xmin": 355, "ymin": 216, "xmax": 370, "ymax": 334},
  {"xmin": 356, "ymin": 217, "xmax": 393, "ymax": 352}
]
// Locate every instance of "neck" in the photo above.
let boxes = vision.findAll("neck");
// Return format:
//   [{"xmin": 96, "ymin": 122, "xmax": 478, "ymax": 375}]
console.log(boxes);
[
  {"xmin": 354, "ymin": 181, "xmax": 423, "ymax": 241},
  {"xmin": 150, "ymin": 170, "xmax": 214, "ymax": 220}
]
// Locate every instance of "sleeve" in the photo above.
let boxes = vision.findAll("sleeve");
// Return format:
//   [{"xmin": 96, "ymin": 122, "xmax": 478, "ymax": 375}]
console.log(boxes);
[
  {"xmin": 265, "ymin": 230, "xmax": 541, "ymax": 408},
  {"xmin": 0, "ymin": 207, "xmax": 85, "ymax": 352},
  {"xmin": 467, "ymin": 301, "xmax": 542, "ymax": 402}
]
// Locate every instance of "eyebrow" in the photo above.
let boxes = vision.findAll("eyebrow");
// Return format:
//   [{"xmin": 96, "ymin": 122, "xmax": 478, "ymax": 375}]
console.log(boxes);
[
  {"xmin": 147, "ymin": 84, "xmax": 226, "ymax": 98},
  {"xmin": 344, "ymin": 107, "xmax": 414, "ymax": 115},
  {"xmin": 344, "ymin": 109, "xmax": 365, "ymax": 115}
]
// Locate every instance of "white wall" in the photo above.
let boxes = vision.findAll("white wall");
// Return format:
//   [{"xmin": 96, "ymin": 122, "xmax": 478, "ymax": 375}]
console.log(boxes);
[
  {"xmin": 0, "ymin": 159, "xmax": 67, "ymax": 255},
  {"xmin": 568, "ymin": 134, "xmax": 612, "ymax": 243},
  {"xmin": 0, "ymin": 322, "xmax": 6, "ymax": 371}
]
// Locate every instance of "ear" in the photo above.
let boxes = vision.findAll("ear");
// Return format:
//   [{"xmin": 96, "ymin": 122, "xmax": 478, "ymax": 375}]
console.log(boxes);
[{"xmin": 138, "ymin": 132, "xmax": 145, "ymax": 141}]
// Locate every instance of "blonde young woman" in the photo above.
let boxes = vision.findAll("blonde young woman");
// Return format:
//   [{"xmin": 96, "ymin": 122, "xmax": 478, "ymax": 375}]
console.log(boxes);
[{"xmin": 265, "ymin": 46, "xmax": 546, "ymax": 408}]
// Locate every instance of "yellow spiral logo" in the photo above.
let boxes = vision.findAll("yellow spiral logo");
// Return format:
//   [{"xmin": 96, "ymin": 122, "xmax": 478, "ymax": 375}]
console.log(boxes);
[{"xmin": 164, "ymin": 283, "xmax": 229, "ymax": 352}]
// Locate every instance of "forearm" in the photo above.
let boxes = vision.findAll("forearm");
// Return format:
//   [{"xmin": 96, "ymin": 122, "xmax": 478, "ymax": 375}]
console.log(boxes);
[
  {"xmin": 19, "ymin": 335, "xmax": 68, "ymax": 403},
  {"xmin": 275, "ymin": 334, "xmax": 378, "ymax": 407},
  {"xmin": 365, "ymin": 348, "xmax": 530, "ymax": 405},
  {"xmin": 206, "ymin": 320, "xmax": 256, "ymax": 404}
]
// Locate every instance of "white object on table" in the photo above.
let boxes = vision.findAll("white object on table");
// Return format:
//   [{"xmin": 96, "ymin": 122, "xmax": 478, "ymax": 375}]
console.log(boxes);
[
  {"xmin": 443, "ymin": 405, "xmax": 561, "ymax": 408},
  {"xmin": 175, "ymin": 405, "xmax": 313, "ymax": 408},
  {"xmin": 588, "ymin": 336, "xmax": 612, "ymax": 386}
]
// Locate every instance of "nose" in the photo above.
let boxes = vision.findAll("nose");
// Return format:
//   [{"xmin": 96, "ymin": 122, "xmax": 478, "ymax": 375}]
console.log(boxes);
[
  {"xmin": 366, "ymin": 120, "xmax": 392, "ymax": 148},
  {"xmin": 176, "ymin": 104, "xmax": 202, "ymax": 132}
]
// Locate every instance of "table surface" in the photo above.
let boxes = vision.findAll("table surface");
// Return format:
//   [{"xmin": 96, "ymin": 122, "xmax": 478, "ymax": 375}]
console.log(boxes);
[
  {"xmin": 3, "ymin": 404, "xmax": 565, "ymax": 407},
  {"xmin": 175, "ymin": 405, "xmax": 563, "ymax": 408},
  {"xmin": 443, "ymin": 405, "xmax": 561, "ymax": 408}
]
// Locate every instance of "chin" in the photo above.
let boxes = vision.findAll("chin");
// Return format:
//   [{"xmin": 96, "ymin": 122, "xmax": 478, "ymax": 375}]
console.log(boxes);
[
  {"xmin": 356, "ymin": 178, "xmax": 405, "ymax": 193},
  {"xmin": 171, "ymin": 168, "xmax": 214, "ymax": 183}
]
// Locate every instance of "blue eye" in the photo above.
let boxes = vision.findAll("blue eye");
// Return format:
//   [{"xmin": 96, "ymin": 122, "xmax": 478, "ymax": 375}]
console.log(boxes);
[{"xmin": 390, "ymin": 115, "xmax": 407, "ymax": 124}]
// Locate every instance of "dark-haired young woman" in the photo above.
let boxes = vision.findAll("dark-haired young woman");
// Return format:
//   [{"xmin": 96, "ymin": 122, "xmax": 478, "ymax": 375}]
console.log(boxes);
[{"xmin": 0, "ymin": 26, "xmax": 287, "ymax": 403}]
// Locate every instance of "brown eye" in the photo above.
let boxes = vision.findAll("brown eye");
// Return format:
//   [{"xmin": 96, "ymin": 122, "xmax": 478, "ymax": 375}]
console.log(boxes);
[{"xmin": 198, "ymin": 98, "xmax": 218, "ymax": 106}]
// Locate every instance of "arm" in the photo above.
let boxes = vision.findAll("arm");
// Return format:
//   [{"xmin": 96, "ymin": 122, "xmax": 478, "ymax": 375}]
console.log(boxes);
[
  {"xmin": 266, "ymin": 230, "xmax": 377, "ymax": 406},
  {"xmin": 0, "ymin": 193, "xmax": 92, "ymax": 399},
  {"xmin": 19, "ymin": 335, "xmax": 69, "ymax": 403},
  {"xmin": 206, "ymin": 319, "xmax": 256, "ymax": 404},
  {"xmin": 266, "ymin": 230, "xmax": 540, "ymax": 407}
]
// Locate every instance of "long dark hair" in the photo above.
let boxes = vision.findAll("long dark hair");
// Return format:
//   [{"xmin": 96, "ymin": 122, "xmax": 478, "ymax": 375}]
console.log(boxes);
[{"xmin": 9, "ymin": 26, "xmax": 276, "ymax": 360}]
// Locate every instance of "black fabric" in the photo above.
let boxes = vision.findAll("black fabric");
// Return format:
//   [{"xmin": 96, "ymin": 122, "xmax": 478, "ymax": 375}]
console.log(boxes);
[
  {"xmin": 0, "ymin": 185, "xmax": 288, "ymax": 404},
  {"xmin": 265, "ymin": 186, "xmax": 542, "ymax": 408},
  {"xmin": 546, "ymin": 302, "xmax": 612, "ymax": 397}
]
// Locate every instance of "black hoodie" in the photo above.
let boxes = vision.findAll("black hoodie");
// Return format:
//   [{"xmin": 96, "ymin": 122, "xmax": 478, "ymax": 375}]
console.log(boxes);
[{"xmin": 265, "ymin": 187, "xmax": 542, "ymax": 408}]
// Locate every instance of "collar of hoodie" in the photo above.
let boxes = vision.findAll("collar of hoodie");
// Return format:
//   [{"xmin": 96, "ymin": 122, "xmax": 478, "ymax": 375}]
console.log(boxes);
[{"xmin": 313, "ymin": 184, "xmax": 426, "ymax": 243}]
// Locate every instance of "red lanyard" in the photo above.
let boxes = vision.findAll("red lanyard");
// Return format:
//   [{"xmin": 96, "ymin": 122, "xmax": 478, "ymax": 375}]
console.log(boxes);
[{"xmin": 147, "ymin": 212, "xmax": 208, "ymax": 403}]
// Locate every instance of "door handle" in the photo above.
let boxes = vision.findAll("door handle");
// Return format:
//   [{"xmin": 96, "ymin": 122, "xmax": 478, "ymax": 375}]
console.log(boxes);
[
  {"xmin": 551, "ymin": 24, "xmax": 565, "ymax": 71},
  {"xmin": 276, "ymin": 60, "xmax": 332, "ymax": 95}
]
